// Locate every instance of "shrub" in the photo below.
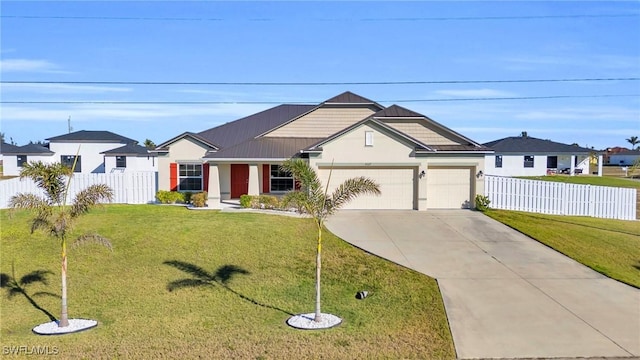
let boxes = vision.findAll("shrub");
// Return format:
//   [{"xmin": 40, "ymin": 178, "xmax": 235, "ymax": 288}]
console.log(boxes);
[
  {"xmin": 191, "ymin": 192, "xmax": 208, "ymax": 207},
  {"xmin": 156, "ymin": 190, "xmax": 186, "ymax": 204},
  {"xmin": 258, "ymin": 195, "xmax": 280, "ymax": 209},
  {"xmin": 239, "ymin": 194, "xmax": 252, "ymax": 208},
  {"xmin": 474, "ymin": 194, "xmax": 491, "ymax": 211}
]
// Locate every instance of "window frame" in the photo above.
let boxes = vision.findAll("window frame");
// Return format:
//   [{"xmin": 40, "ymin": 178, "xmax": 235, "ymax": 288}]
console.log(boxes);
[
  {"xmin": 178, "ymin": 163, "xmax": 203, "ymax": 192},
  {"xmin": 270, "ymin": 164, "xmax": 294, "ymax": 193},
  {"xmin": 524, "ymin": 155, "xmax": 535, "ymax": 168},
  {"xmin": 116, "ymin": 156, "xmax": 127, "ymax": 168},
  {"xmin": 494, "ymin": 155, "xmax": 502, "ymax": 168},
  {"xmin": 17, "ymin": 155, "xmax": 28, "ymax": 167},
  {"xmin": 61, "ymin": 155, "xmax": 82, "ymax": 172}
]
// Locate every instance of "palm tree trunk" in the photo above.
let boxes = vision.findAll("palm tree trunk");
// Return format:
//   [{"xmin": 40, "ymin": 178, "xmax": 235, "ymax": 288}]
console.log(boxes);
[
  {"xmin": 314, "ymin": 226, "xmax": 322, "ymax": 322},
  {"xmin": 59, "ymin": 239, "xmax": 69, "ymax": 327}
]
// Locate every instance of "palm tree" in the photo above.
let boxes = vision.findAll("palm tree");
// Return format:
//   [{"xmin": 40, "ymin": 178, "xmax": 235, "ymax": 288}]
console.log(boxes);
[
  {"xmin": 9, "ymin": 161, "xmax": 113, "ymax": 328},
  {"xmin": 626, "ymin": 136, "xmax": 639, "ymax": 150},
  {"xmin": 280, "ymin": 158, "xmax": 380, "ymax": 323},
  {"xmin": 143, "ymin": 139, "xmax": 156, "ymax": 150}
]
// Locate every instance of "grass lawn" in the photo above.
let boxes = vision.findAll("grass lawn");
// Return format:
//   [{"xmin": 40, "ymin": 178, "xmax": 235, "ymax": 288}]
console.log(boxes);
[
  {"xmin": 519, "ymin": 175, "xmax": 640, "ymax": 189},
  {"xmin": 1, "ymin": 205, "xmax": 454, "ymax": 359},
  {"xmin": 483, "ymin": 209, "xmax": 640, "ymax": 288}
]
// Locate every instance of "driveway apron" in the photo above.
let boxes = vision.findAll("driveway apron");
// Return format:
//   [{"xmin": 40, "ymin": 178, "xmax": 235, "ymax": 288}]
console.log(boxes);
[{"xmin": 325, "ymin": 210, "xmax": 640, "ymax": 359}]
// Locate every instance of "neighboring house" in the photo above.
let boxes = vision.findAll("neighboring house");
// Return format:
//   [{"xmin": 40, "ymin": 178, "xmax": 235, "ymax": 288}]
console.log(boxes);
[
  {"xmin": 1, "ymin": 143, "xmax": 55, "ymax": 176},
  {"xmin": 155, "ymin": 91, "xmax": 492, "ymax": 210},
  {"xmin": 609, "ymin": 150, "xmax": 640, "ymax": 166},
  {"xmin": 483, "ymin": 136, "xmax": 602, "ymax": 176},
  {"xmin": 101, "ymin": 143, "xmax": 158, "ymax": 173},
  {"xmin": 46, "ymin": 130, "xmax": 157, "ymax": 174}
]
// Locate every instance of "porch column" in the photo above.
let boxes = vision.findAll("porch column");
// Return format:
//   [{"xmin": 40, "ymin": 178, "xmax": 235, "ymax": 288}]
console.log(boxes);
[
  {"xmin": 248, "ymin": 164, "xmax": 260, "ymax": 196},
  {"xmin": 570, "ymin": 155, "xmax": 576, "ymax": 176},
  {"xmin": 597, "ymin": 154, "xmax": 603, "ymax": 177},
  {"xmin": 417, "ymin": 164, "xmax": 428, "ymax": 211},
  {"xmin": 207, "ymin": 163, "xmax": 221, "ymax": 209}
]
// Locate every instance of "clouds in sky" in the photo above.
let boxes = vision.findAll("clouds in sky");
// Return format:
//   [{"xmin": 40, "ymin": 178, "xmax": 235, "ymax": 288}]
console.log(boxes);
[{"xmin": 0, "ymin": 58, "xmax": 69, "ymax": 74}]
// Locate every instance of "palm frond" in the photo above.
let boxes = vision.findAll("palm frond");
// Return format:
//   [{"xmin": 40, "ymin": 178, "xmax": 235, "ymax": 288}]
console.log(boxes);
[
  {"xmin": 31, "ymin": 291, "xmax": 61, "ymax": 299},
  {"xmin": 214, "ymin": 265, "xmax": 250, "ymax": 285},
  {"xmin": 166, "ymin": 278, "xmax": 212, "ymax": 292},
  {"xmin": 19, "ymin": 161, "xmax": 71, "ymax": 205},
  {"xmin": 280, "ymin": 159, "xmax": 322, "ymax": 191},
  {"xmin": 328, "ymin": 177, "xmax": 381, "ymax": 215},
  {"xmin": 163, "ymin": 260, "xmax": 215, "ymax": 281},
  {"xmin": 9, "ymin": 193, "xmax": 49, "ymax": 212},
  {"xmin": 72, "ymin": 233, "xmax": 113, "ymax": 251},
  {"xmin": 0, "ymin": 273, "xmax": 13, "ymax": 289},
  {"xmin": 20, "ymin": 270, "xmax": 54, "ymax": 287},
  {"xmin": 70, "ymin": 184, "xmax": 114, "ymax": 218}
]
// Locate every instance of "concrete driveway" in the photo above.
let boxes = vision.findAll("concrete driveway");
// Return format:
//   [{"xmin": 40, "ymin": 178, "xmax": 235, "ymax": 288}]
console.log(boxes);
[{"xmin": 325, "ymin": 210, "xmax": 640, "ymax": 359}]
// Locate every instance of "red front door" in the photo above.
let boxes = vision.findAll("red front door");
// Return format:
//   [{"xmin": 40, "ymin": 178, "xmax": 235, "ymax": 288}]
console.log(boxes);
[{"xmin": 230, "ymin": 164, "xmax": 249, "ymax": 198}]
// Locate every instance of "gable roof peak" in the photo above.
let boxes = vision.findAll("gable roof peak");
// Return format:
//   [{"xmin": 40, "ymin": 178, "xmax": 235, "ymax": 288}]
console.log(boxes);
[
  {"xmin": 373, "ymin": 104, "xmax": 425, "ymax": 118},
  {"xmin": 322, "ymin": 91, "xmax": 383, "ymax": 108}
]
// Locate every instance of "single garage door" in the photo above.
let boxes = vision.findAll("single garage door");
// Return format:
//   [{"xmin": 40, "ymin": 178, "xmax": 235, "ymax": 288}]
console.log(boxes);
[
  {"xmin": 317, "ymin": 167, "xmax": 416, "ymax": 210},
  {"xmin": 427, "ymin": 167, "xmax": 473, "ymax": 209}
]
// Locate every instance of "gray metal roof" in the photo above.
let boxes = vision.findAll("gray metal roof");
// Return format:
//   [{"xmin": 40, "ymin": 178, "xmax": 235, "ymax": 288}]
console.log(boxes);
[
  {"xmin": 47, "ymin": 130, "xmax": 137, "ymax": 144},
  {"xmin": 205, "ymin": 137, "xmax": 324, "ymax": 159},
  {"xmin": 373, "ymin": 104, "xmax": 425, "ymax": 118},
  {"xmin": 101, "ymin": 143, "xmax": 155, "ymax": 156},
  {"xmin": 1, "ymin": 143, "xmax": 54, "ymax": 155},
  {"xmin": 484, "ymin": 136, "xmax": 594, "ymax": 153},
  {"xmin": 323, "ymin": 91, "xmax": 383, "ymax": 108},
  {"xmin": 197, "ymin": 104, "xmax": 317, "ymax": 149}
]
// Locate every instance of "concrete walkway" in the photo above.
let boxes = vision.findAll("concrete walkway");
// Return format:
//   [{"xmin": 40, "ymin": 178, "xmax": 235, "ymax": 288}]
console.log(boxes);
[{"xmin": 326, "ymin": 210, "xmax": 640, "ymax": 359}]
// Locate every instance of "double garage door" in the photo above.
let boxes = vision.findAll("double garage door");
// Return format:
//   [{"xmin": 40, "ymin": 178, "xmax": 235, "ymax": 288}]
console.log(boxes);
[
  {"xmin": 317, "ymin": 167, "xmax": 416, "ymax": 210},
  {"xmin": 317, "ymin": 166, "xmax": 473, "ymax": 210}
]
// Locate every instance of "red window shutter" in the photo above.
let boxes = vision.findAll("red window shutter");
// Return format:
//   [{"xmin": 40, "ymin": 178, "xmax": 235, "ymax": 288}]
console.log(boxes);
[
  {"xmin": 169, "ymin": 163, "xmax": 178, "ymax": 191},
  {"xmin": 203, "ymin": 163, "xmax": 209, "ymax": 192},
  {"xmin": 262, "ymin": 164, "xmax": 270, "ymax": 193}
]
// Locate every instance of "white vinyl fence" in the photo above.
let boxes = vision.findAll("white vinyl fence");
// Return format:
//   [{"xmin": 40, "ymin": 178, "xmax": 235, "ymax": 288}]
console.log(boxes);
[
  {"xmin": 484, "ymin": 175, "xmax": 637, "ymax": 220},
  {"xmin": 0, "ymin": 172, "xmax": 158, "ymax": 209}
]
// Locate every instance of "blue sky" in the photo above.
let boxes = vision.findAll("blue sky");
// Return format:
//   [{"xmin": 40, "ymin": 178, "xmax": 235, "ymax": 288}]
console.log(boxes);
[{"xmin": 1, "ymin": 1, "xmax": 639, "ymax": 150}]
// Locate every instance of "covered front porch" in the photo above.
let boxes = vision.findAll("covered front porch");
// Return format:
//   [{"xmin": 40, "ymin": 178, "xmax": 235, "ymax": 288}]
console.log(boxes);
[{"xmin": 205, "ymin": 162, "xmax": 294, "ymax": 209}]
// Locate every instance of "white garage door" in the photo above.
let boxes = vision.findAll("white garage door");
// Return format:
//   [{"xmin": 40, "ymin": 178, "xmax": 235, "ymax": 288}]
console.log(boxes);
[
  {"xmin": 317, "ymin": 167, "xmax": 416, "ymax": 210},
  {"xmin": 427, "ymin": 167, "xmax": 473, "ymax": 209}
]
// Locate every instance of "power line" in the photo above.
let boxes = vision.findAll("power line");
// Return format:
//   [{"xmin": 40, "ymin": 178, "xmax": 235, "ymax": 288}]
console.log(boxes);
[
  {"xmin": 3, "ymin": 78, "xmax": 639, "ymax": 86},
  {"xmin": 2, "ymin": 14, "xmax": 638, "ymax": 22},
  {"xmin": 3, "ymin": 94, "xmax": 638, "ymax": 105}
]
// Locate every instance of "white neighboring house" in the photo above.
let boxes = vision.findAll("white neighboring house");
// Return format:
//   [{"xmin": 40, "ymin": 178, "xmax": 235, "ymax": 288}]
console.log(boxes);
[
  {"xmin": 101, "ymin": 143, "xmax": 157, "ymax": 173},
  {"xmin": 1, "ymin": 143, "xmax": 55, "ymax": 176},
  {"xmin": 483, "ymin": 136, "xmax": 603, "ymax": 177},
  {"xmin": 609, "ymin": 150, "xmax": 640, "ymax": 166},
  {"xmin": 46, "ymin": 130, "xmax": 156, "ymax": 174}
]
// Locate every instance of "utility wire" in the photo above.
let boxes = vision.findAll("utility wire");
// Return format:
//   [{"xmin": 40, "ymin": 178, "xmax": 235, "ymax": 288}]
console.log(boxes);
[
  {"xmin": 3, "ymin": 94, "xmax": 638, "ymax": 105},
  {"xmin": 3, "ymin": 78, "xmax": 639, "ymax": 86},
  {"xmin": 2, "ymin": 14, "xmax": 638, "ymax": 22}
]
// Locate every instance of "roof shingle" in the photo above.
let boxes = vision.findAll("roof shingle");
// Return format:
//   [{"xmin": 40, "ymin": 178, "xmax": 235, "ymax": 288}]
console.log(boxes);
[
  {"xmin": 484, "ymin": 136, "xmax": 594, "ymax": 153},
  {"xmin": 47, "ymin": 130, "xmax": 137, "ymax": 143}
]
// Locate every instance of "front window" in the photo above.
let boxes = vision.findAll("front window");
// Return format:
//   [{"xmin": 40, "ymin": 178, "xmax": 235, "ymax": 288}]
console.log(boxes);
[
  {"xmin": 17, "ymin": 155, "xmax": 27, "ymax": 167},
  {"xmin": 61, "ymin": 155, "xmax": 81, "ymax": 172},
  {"xmin": 495, "ymin": 155, "xmax": 502, "ymax": 168},
  {"xmin": 546, "ymin": 156, "xmax": 558, "ymax": 169},
  {"xmin": 524, "ymin": 155, "xmax": 534, "ymax": 168},
  {"xmin": 116, "ymin": 156, "xmax": 126, "ymax": 168},
  {"xmin": 178, "ymin": 164, "xmax": 202, "ymax": 191},
  {"xmin": 270, "ymin": 164, "xmax": 294, "ymax": 192}
]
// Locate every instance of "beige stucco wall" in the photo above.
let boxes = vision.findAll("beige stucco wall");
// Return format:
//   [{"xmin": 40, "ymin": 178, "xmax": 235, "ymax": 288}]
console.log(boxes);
[
  {"xmin": 265, "ymin": 106, "xmax": 377, "ymax": 138},
  {"xmin": 218, "ymin": 163, "xmax": 231, "ymax": 200},
  {"xmin": 381, "ymin": 120, "xmax": 460, "ymax": 145},
  {"xmin": 310, "ymin": 124, "xmax": 417, "ymax": 166},
  {"xmin": 157, "ymin": 138, "xmax": 209, "ymax": 191}
]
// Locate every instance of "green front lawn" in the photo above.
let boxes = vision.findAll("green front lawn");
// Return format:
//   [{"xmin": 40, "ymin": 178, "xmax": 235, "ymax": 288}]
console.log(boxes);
[
  {"xmin": 483, "ymin": 210, "xmax": 640, "ymax": 288},
  {"xmin": 1, "ymin": 205, "xmax": 454, "ymax": 359},
  {"xmin": 519, "ymin": 175, "xmax": 640, "ymax": 189}
]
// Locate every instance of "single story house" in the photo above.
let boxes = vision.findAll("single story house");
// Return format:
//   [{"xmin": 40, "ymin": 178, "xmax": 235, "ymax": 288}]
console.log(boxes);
[
  {"xmin": 155, "ymin": 91, "xmax": 493, "ymax": 210},
  {"xmin": 1, "ymin": 143, "xmax": 55, "ymax": 176},
  {"xmin": 47, "ymin": 130, "xmax": 157, "ymax": 174},
  {"xmin": 483, "ymin": 136, "xmax": 602, "ymax": 177},
  {"xmin": 608, "ymin": 150, "xmax": 640, "ymax": 166}
]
